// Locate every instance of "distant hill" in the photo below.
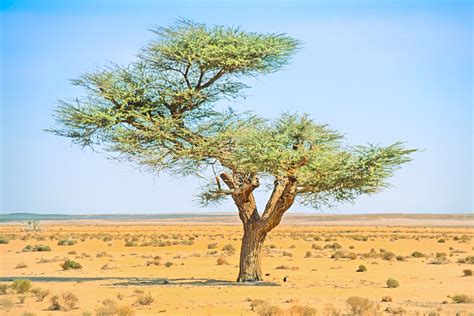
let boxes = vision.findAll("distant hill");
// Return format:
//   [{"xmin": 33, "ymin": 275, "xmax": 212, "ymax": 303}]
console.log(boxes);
[{"xmin": 0, "ymin": 212, "xmax": 230, "ymax": 223}]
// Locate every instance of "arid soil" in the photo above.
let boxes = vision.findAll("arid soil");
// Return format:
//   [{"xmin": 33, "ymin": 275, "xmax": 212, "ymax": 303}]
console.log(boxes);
[{"xmin": 0, "ymin": 214, "xmax": 473, "ymax": 315}]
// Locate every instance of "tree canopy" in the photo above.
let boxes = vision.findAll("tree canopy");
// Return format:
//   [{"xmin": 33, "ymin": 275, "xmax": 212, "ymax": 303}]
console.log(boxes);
[{"xmin": 51, "ymin": 19, "xmax": 415, "ymax": 215}]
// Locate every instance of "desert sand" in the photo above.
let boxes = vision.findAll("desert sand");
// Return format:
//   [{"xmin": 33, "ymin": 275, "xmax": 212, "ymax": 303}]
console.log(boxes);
[{"xmin": 0, "ymin": 213, "xmax": 473, "ymax": 315}]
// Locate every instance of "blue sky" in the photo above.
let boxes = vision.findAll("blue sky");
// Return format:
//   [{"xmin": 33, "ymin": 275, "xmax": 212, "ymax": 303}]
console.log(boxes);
[{"xmin": 0, "ymin": 0, "xmax": 472, "ymax": 214}]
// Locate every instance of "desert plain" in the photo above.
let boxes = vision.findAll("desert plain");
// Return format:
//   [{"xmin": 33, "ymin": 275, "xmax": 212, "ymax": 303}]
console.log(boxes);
[{"xmin": 0, "ymin": 213, "xmax": 473, "ymax": 315}]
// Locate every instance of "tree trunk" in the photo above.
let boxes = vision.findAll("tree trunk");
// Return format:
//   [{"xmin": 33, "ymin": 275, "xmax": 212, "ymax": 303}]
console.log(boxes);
[{"xmin": 237, "ymin": 224, "xmax": 266, "ymax": 282}]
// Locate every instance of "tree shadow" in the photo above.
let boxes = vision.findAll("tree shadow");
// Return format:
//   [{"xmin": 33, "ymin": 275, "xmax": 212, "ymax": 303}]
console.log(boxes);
[{"xmin": 0, "ymin": 276, "xmax": 279, "ymax": 287}]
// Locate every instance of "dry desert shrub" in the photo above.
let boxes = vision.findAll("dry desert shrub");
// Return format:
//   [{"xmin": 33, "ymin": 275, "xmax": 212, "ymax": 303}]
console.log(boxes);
[
  {"xmin": 15, "ymin": 262, "xmax": 28, "ymax": 269},
  {"xmin": 451, "ymin": 294, "xmax": 474, "ymax": 304},
  {"xmin": 135, "ymin": 292, "xmax": 154, "ymax": 305},
  {"xmin": 217, "ymin": 257, "xmax": 228, "ymax": 265},
  {"xmin": 207, "ymin": 242, "xmax": 218, "ymax": 249},
  {"xmin": 332, "ymin": 250, "xmax": 357, "ymax": 260},
  {"xmin": 311, "ymin": 244, "xmax": 322, "ymax": 250},
  {"xmin": 384, "ymin": 306, "xmax": 405, "ymax": 314},
  {"xmin": 325, "ymin": 242, "xmax": 342, "ymax": 250},
  {"xmin": 457, "ymin": 255, "xmax": 474, "ymax": 264},
  {"xmin": 286, "ymin": 305, "xmax": 317, "ymax": 316},
  {"xmin": 250, "ymin": 299, "xmax": 317, "ymax": 316},
  {"xmin": 395, "ymin": 255, "xmax": 405, "ymax": 261},
  {"xmin": 222, "ymin": 244, "xmax": 236, "ymax": 254},
  {"xmin": 0, "ymin": 236, "xmax": 9, "ymax": 244},
  {"xmin": 0, "ymin": 284, "xmax": 7, "ymax": 295},
  {"xmin": 323, "ymin": 304, "xmax": 342, "ymax": 316},
  {"xmin": 462, "ymin": 269, "xmax": 472, "ymax": 276},
  {"xmin": 49, "ymin": 292, "xmax": 79, "ymax": 311},
  {"xmin": 381, "ymin": 251, "xmax": 396, "ymax": 261},
  {"xmin": 31, "ymin": 287, "xmax": 50, "ymax": 301},
  {"xmin": 0, "ymin": 297, "xmax": 14, "ymax": 309},
  {"xmin": 346, "ymin": 296, "xmax": 379, "ymax": 315},
  {"xmin": 96, "ymin": 299, "xmax": 135, "ymax": 316}
]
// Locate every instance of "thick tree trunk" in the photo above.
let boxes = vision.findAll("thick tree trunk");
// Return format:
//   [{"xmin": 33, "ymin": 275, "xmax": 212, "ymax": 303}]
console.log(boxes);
[{"xmin": 237, "ymin": 224, "xmax": 266, "ymax": 282}]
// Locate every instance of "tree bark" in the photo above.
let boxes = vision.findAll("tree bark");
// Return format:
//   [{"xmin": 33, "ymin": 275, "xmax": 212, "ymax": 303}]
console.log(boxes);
[
  {"xmin": 237, "ymin": 223, "xmax": 266, "ymax": 282},
  {"xmin": 221, "ymin": 173, "xmax": 297, "ymax": 282}
]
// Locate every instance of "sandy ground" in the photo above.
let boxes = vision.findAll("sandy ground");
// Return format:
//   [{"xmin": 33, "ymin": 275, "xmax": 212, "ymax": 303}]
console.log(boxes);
[{"xmin": 0, "ymin": 214, "xmax": 473, "ymax": 315}]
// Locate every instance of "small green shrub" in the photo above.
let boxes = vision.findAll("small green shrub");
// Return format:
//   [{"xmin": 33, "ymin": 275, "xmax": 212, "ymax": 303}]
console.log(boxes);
[
  {"xmin": 356, "ymin": 265, "xmax": 367, "ymax": 272},
  {"xmin": 22, "ymin": 244, "xmax": 51, "ymax": 252},
  {"xmin": 386, "ymin": 278, "xmax": 399, "ymax": 288},
  {"xmin": 11, "ymin": 279, "xmax": 32, "ymax": 293},
  {"xmin": 57, "ymin": 239, "xmax": 77, "ymax": 246},
  {"xmin": 411, "ymin": 251, "xmax": 424, "ymax": 258},
  {"xmin": 61, "ymin": 259, "xmax": 82, "ymax": 270},
  {"xmin": 0, "ymin": 236, "xmax": 9, "ymax": 244}
]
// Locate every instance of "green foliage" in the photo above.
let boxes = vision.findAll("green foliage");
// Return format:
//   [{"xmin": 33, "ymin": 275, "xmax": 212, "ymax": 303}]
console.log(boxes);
[
  {"xmin": 57, "ymin": 239, "xmax": 77, "ymax": 246},
  {"xmin": 0, "ymin": 236, "xmax": 9, "ymax": 244},
  {"xmin": 61, "ymin": 259, "xmax": 82, "ymax": 270},
  {"xmin": 50, "ymin": 20, "xmax": 415, "ymax": 213},
  {"xmin": 22, "ymin": 244, "xmax": 51, "ymax": 252},
  {"xmin": 356, "ymin": 265, "xmax": 367, "ymax": 272},
  {"xmin": 386, "ymin": 278, "xmax": 399, "ymax": 288},
  {"xmin": 11, "ymin": 279, "xmax": 32, "ymax": 294}
]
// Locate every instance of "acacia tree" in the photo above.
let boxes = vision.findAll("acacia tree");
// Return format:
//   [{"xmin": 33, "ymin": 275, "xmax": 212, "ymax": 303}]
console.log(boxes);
[{"xmin": 51, "ymin": 20, "xmax": 415, "ymax": 282}]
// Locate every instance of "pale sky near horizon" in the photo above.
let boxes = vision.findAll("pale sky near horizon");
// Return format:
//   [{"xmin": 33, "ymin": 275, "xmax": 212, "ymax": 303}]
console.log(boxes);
[{"xmin": 0, "ymin": 0, "xmax": 472, "ymax": 214}]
